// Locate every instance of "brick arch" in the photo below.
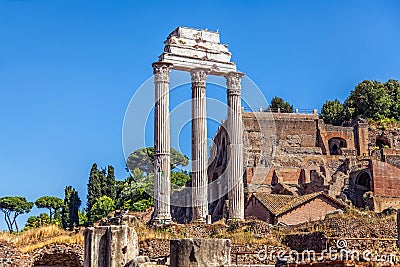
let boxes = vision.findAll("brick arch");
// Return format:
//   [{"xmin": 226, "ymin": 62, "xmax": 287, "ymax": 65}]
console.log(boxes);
[
  {"xmin": 328, "ymin": 137, "xmax": 347, "ymax": 155},
  {"xmin": 31, "ymin": 244, "xmax": 83, "ymax": 267}
]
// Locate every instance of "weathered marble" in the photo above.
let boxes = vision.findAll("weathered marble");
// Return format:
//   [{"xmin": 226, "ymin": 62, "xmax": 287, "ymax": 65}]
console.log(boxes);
[
  {"xmin": 159, "ymin": 27, "xmax": 237, "ymax": 76},
  {"xmin": 152, "ymin": 62, "xmax": 173, "ymax": 224},
  {"xmin": 191, "ymin": 68, "xmax": 209, "ymax": 223},
  {"xmin": 397, "ymin": 209, "xmax": 400, "ymax": 248},
  {"xmin": 226, "ymin": 72, "xmax": 245, "ymax": 221}
]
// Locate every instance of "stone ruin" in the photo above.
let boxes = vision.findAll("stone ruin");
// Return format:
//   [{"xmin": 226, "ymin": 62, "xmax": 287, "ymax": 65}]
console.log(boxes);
[
  {"xmin": 83, "ymin": 213, "xmax": 232, "ymax": 267},
  {"xmin": 84, "ymin": 215, "xmax": 138, "ymax": 267},
  {"xmin": 151, "ymin": 26, "xmax": 245, "ymax": 224},
  {"xmin": 170, "ymin": 238, "xmax": 231, "ymax": 267}
]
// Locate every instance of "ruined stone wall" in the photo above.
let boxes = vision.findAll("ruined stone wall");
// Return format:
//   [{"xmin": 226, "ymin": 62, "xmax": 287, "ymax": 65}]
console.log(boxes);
[
  {"xmin": 272, "ymin": 113, "xmax": 318, "ymax": 148},
  {"xmin": 373, "ymin": 196, "xmax": 400, "ymax": 212},
  {"xmin": 0, "ymin": 242, "xmax": 84, "ymax": 267},
  {"xmin": 31, "ymin": 244, "xmax": 84, "ymax": 267},
  {"xmin": 368, "ymin": 128, "xmax": 400, "ymax": 152},
  {"xmin": 283, "ymin": 215, "xmax": 398, "ymax": 253},
  {"xmin": 371, "ymin": 160, "xmax": 400, "ymax": 197},
  {"xmin": 208, "ymin": 111, "xmax": 400, "ymax": 214},
  {"xmin": 385, "ymin": 155, "xmax": 400, "ymax": 169}
]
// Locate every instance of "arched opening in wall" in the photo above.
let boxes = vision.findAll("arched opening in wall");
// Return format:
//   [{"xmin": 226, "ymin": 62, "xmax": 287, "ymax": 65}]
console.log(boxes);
[
  {"xmin": 376, "ymin": 136, "xmax": 390, "ymax": 149},
  {"xmin": 217, "ymin": 137, "xmax": 226, "ymax": 167},
  {"xmin": 33, "ymin": 252, "xmax": 81, "ymax": 267},
  {"xmin": 356, "ymin": 172, "xmax": 371, "ymax": 190},
  {"xmin": 212, "ymin": 172, "xmax": 219, "ymax": 182},
  {"xmin": 328, "ymin": 138, "xmax": 347, "ymax": 155}
]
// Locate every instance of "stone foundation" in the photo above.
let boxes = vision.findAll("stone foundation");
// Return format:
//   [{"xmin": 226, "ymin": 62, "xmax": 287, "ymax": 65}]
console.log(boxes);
[{"xmin": 170, "ymin": 238, "xmax": 231, "ymax": 267}]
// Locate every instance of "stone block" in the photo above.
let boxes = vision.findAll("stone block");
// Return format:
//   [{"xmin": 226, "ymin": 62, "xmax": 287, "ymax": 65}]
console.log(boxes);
[
  {"xmin": 84, "ymin": 224, "xmax": 138, "ymax": 267},
  {"xmin": 170, "ymin": 238, "xmax": 230, "ymax": 267}
]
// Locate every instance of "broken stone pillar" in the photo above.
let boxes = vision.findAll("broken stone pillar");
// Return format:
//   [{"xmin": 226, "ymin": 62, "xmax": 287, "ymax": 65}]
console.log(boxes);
[
  {"xmin": 191, "ymin": 68, "xmax": 209, "ymax": 223},
  {"xmin": 84, "ymin": 224, "xmax": 138, "ymax": 267},
  {"xmin": 152, "ymin": 62, "xmax": 173, "ymax": 224},
  {"xmin": 170, "ymin": 238, "xmax": 230, "ymax": 267},
  {"xmin": 397, "ymin": 209, "xmax": 400, "ymax": 248},
  {"xmin": 226, "ymin": 72, "xmax": 245, "ymax": 221}
]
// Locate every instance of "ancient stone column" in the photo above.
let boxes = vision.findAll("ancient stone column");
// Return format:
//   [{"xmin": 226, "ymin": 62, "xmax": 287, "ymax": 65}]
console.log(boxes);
[
  {"xmin": 226, "ymin": 72, "xmax": 245, "ymax": 221},
  {"xmin": 191, "ymin": 68, "xmax": 209, "ymax": 223},
  {"xmin": 152, "ymin": 62, "xmax": 172, "ymax": 224}
]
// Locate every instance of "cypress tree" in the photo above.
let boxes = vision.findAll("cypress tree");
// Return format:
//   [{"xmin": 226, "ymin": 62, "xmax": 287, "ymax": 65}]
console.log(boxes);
[
  {"xmin": 61, "ymin": 186, "xmax": 81, "ymax": 229},
  {"xmin": 86, "ymin": 163, "xmax": 102, "ymax": 213},
  {"xmin": 105, "ymin": 165, "xmax": 116, "ymax": 200}
]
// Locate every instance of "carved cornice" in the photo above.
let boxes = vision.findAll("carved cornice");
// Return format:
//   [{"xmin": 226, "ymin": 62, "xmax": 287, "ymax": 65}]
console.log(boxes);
[
  {"xmin": 226, "ymin": 72, "xmax": 244, "ymax": 96},
  {"xmin": 153, "ymin": 62, "xmax": 173, "ymax": 83},
  {"xmin": 191, "ymin": 68, "xmax": 209, "ymax": 87}
]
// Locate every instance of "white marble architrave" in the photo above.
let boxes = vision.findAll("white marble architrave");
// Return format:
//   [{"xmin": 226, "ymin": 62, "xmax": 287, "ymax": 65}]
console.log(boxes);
[
  {"xmin": 226, "ymin": 72, "xmax": 245, "ymax": 221},
  {"xmin": 191, "ymin": 68, "xmax": 209, "ymax": 223},
  {"xmin": 152, "ymin": 62, "xmax": 173, "ymax": 224}
]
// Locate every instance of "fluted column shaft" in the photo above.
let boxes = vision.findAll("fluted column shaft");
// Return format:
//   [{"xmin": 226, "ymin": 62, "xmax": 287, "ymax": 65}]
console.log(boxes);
[
  {"xmin": 152, "ymin": 62, "xmax": 172, "ymax": 224},
  {"xmin": 191, "ymin": 68, "xmax": 209, "ymax": 223},
  {"xmin": 226, "ymin": 72, "xmax": 245, "ymax": 221}
]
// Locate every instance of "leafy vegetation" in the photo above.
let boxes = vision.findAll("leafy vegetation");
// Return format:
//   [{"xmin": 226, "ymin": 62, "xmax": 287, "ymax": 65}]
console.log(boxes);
[
  {"xmin": 35, "ymin": 196, "xmax": 64, "ymax": 223},
  {"xmin": 89, "ymin": 196, "xmax": 115, "ymax": 222},
  {"xmin": 86, "ymin": 163, "xmax": 115, "ymax": 225},
  {"xmin": 117, "ymin": 147, "xmax": 190, "ymax": 212},
  {"xmin": 126, "ymin": 147, "xmax": 189, "ymax": 174},
  {"xmin": 320, "ymin": 99, "xmax": 345, "ymax": 126},
  {"xmin": 321, "ymin": 79, "xmax": 400, "ymax": 126},
  {"xmin": 0, "ymin": 196, "xmax": 33, "ymax": 232},
  {"xmin": 24, "ymin": 213, "xmax": 51, "ymax": 231},
  {"xmin": 269, "ymin": 96, "xmax": 294, "ymax": 113}
]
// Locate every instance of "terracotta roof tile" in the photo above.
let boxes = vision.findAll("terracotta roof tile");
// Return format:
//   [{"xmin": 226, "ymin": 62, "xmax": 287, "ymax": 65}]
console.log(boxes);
[{"xmin": 252, "ymin": 192, "xmax": 344, "ymax": 216}]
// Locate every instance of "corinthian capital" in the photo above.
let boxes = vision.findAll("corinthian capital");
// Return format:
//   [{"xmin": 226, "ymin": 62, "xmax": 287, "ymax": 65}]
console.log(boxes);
[
  {"xmin": 226, "ymin": 72, "xmax": 244, "ymax": 95},
  {"xmin": 191, "ymin": 68, "xmax": 209, "ymax": 87},
  {"xmin": 153, "ymin": 62, "xmax": 173, "ymax": 83}
]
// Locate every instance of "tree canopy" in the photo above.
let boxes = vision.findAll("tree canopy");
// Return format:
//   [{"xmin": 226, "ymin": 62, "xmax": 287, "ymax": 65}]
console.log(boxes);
[
  {"xmin": 35, "ymin": 196, "xmax": 64, "ymax": 223},
  {"xmin": 126, "ymin": 147, "xmax": 189, "ymax": 174},
  {"xmin": 321, "ymin": 79, "xmax": 400, "ymax": 125},
  {"xmin": 0, "ymin": 196, "xmax": 33, "ymax": 232},
  {"xmin": 117, "ymin": 147, "xmax": 190, "ymax": 212},
  {"xmin": 321, "ymin": 99, "xmax": 345, "ymax": 126},
  {"xmin": 269, "ymin": 96, "xmax": 293, "ymax": 113},
  {"xmin": 89, "ymin": 196, "xmax": 115, "ymax": 222}
]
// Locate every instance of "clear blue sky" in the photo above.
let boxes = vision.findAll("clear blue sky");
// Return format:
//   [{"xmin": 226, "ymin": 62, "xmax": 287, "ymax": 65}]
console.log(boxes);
[{"xmin": 0, "ymin": 0, "xmax": 399, "ymax": 230}]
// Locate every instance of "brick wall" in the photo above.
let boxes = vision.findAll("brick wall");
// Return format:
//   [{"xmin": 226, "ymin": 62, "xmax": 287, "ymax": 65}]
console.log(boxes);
[
  {"xmin": 244, "ymin": 197, "xmax": 273, "ymax": 223},
  {"xmin": 386, "ymin": 155, "xmax": 400, "ymax": 169},
  {"xmin": 371, "ymin": 160, "xmax": 400, "ymax": 197},
  {"xmin": 373, "ymin": 196, "xmax": 400, "ymax": 212},
  {"xmin": 278, "ymin": 196, "xmax": 342, "ymax": 225}
]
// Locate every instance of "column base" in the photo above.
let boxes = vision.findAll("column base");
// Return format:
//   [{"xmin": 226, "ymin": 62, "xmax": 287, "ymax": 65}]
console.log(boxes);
[
  {"xmin": 151, "ymin": 217, "xmax": 172, "ymax": 226},
  {"xmin": 227, "ymin": 218, "xmax": 245, "ymax": 223},
  {"xmin": 191, "ymin": 218, "xmax": 207, "ymax": 224}
]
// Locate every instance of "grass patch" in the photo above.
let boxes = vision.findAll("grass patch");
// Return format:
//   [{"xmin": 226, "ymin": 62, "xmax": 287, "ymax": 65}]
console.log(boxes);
[{"xmin": 0, "ymin": 225, "xmax": 83, "ymax": 253}]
